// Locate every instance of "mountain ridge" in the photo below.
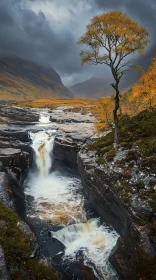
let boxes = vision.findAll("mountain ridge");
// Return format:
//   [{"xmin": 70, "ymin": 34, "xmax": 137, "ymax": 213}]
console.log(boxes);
[
  {"xmin": 69, "ymin": 77, "xmax": 113, "ymax": 98},
  {"xmin": 0, "ymin": 56, "xmax": 72, "ymax": 101}
]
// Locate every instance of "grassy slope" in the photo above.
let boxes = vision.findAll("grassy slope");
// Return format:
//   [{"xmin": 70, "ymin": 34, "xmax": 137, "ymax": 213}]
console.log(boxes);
[
  {"xmin": 87, "ymin": 109, "xmax": 156, "ymax": 280},
  {"xmin": 0, "ymin": 203, "xmax": 60, "ymax": 280},
  {"xmin": 0, "ymin": 57, "xmax": 72, "ymax": 101}
]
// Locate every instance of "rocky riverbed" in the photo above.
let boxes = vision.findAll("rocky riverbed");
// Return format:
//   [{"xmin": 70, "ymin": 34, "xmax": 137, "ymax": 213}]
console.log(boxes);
[
  {"xmin": 0, "ymin": 105, "xmax": 155, "ymax": 280},
  {"xmin": 0, "ymin": 106, "xmax": 118, "ymax": 280}
]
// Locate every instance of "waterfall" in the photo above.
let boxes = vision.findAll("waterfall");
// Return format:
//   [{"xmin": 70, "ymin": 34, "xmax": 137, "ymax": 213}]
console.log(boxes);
[
  {"xmin": 30, "ymin": 130, "xmax": 56, "ymax": 176},
  {"xmin": 26, "ymin": 129, "xmax": 86, "ymax": 224},
  {"xmin": 51, "ymin": 219, "xmax": 119, "ymax": 280},
  {"xmin": 39, "ymin": 113, "xmax": 51, "ymax": 124},
  {"xmin": 24, "ymin": 112, "xmax": 119, "ymax": 280}
]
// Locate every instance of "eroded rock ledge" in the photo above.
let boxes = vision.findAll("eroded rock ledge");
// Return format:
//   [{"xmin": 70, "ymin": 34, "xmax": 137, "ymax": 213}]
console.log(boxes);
[
  {"xmin": 0, "ymin": 105, "xmax": 155, "ymax": 280},
  {"xmin": 77, "ymin": 149, "xmax": 156, "ymax": 280}
]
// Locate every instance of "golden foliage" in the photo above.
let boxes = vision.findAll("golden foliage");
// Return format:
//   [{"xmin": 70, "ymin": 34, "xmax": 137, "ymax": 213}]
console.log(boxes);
[
  {"xmin": 16, "ymin": 56, "xmax": 156, "ymax": 132},
  {"xmin": 16, "ymin": 98, "xmax": 98, "ymax": 109},
  {"xmin": 130, "ymin": 58, "xmax": 156, "ymax": 112},
  {"xmin": 16, "ymin": 98, "xmax": 115, "ymax": 130},
  {"xmin": 95, "ymin": 98, "xmax": 114, "ymax": 130},
  {"xmin": 78, "ymin": 10, "xmax": 149, "ymax": 78}
]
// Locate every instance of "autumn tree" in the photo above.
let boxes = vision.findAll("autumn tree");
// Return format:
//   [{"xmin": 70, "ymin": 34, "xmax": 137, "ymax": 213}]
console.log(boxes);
[
  {"xmin": 78, "ymin": 10, "xmax": 149, "ymax": 146},
  {"xmin": 130, "ymin": 58, "xmax": 156, "ymax": 111},
  {"xmin": 99, "ymin": 98, "xmax": 114, "ymax": 127}
]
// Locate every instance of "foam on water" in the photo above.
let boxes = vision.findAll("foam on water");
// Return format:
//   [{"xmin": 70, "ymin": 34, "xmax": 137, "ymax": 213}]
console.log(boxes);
[
  {"xmin": 26, "ymin": 128, "xmax": 86, "ymax": 224},
  {"xmin": 51, "ymin": 219, "xmax": 119, "ymax": 280},
  {"xmin": 30, "ymin": 130, "xmax": 56, "ymax": 176},
  {"xmin": 25, "ymin": 171, "xmax": 86, "ymax": 224},
  {"xmin": 39, "ymin": 113, "xmax": 51, "ymax": 124},
  {"xmin": 24, "ymin": 113, "xmax": 119, "ymax": 279}
]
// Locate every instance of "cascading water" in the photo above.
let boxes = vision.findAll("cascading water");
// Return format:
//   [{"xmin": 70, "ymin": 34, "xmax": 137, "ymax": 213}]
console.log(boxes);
[
  {"xmin": 51, "ymin": 219, "xmax": 118, "ymax": 280},
  {"xmin": 25, "ymin": 128, "xmax": 86, "ymax": 224},
  {"xmin": 30, "ymin": 130, "xmax": 56, "ymax": 176},
  {"xmin": 39, "ymin": 113, "xmax": 51, "ymax": 124},
  {"xmin": 24, "ymin": 113, "xmax": 119, "ymax": 280}
]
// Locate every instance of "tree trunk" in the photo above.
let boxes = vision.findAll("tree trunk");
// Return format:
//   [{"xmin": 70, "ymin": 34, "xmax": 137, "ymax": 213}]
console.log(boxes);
[{"xmin": 112, "ymin": 83, "xmax": 120, "ymax": 148}]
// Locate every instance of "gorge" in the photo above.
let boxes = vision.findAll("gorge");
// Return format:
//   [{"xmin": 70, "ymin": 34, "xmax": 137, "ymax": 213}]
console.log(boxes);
[
  {"xmin": 0, "ymin": 106, "xmax": 119, "ymax": 280},
  {"xmin": 0, "ymin": 105, "xmax": 155, "ymax": 280}
]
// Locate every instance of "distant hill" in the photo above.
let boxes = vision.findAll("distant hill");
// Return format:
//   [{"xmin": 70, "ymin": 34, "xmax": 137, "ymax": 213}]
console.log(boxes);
[
  {"xmin": 0, "ymin": 56, "xmax": 72, "ymax": 101},
  {"xmin": 69, "ymin": 76, "xmax": 134, "ymax": 99},
  {"xmin": 69, "ymin": 77, "xmax": 113, "ymax": 98}
]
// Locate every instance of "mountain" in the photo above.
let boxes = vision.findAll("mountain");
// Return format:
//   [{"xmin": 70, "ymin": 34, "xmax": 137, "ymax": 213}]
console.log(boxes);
[
  {"xmin": 69, "ymin": 76, "xmax": 133, "ymax": 99},
  {"xmin": 69, "ymin": 77, "xmax": 113, "ymax": 98},
  {"xmin": 0, "ymin": 56, "xmax": 72, "ymax": 101}
]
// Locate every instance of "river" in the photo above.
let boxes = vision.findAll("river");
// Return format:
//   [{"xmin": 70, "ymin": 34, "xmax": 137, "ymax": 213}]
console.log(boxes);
[{"xmin": 24, "ymin": 111, "xmax": 119, "ymax": 280}]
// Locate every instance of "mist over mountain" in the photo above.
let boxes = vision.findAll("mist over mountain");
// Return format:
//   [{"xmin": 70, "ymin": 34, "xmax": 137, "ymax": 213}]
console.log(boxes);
[
  {"xmin": 69, "ymin": 76, "xmax": 133, "ymax": 99},
  {"xmin": 0, "ymin": 56, "xmax": 72, "ymax": 101}
]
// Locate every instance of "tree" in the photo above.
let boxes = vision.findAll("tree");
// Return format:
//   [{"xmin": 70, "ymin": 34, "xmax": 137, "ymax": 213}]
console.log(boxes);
[
  {"xmin": 78, "ymin": 10, "xmax": 149, "ymax": 146},
  {"xmin": 99, "ymin": 97, "xmax": 114, "ymax": 127},
  {"xmin": 130, "ymin": 58, "xmax": 156, "ymax": 111}
]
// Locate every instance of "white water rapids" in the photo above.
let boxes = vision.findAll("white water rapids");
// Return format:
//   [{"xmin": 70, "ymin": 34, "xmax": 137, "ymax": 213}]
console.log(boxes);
[
  {"xmin": 24, "ymin": 113, "xmax": 119, "ymax": 280},
  {"xmin": 39, "ymin": 113, "xmax": 51, "ymax": 124}
]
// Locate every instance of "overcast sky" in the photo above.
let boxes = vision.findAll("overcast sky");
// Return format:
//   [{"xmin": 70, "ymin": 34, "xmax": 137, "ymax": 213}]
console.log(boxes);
[{"xmin": 0, "ymin": 0, "xmax": 156, "ymax": 86}]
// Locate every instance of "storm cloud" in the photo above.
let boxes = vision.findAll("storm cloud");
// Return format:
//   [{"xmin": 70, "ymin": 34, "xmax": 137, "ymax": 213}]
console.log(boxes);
[{"xmin": 0, "ymin": 0, "xmax": 156, "ymax": 86}]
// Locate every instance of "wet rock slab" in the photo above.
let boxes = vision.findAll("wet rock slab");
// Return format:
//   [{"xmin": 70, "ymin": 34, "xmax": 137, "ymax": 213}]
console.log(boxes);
[
  {"xmin": 53, "ymin": 136, "xmax": 78, "ymax": 166},
  {"xmin": 0, "ymin": 245, "xmax": 10, "ymax": 280},
  {"xmin": 0, "ymin": 106, "xmax": 39, "ymax": 124},
  {"xmin": 0, "ymin": 171, "xmax": 15, "ymax": 210},
  {"xmin": 50, "ymin": 108, "xmax": 95, "ymax": 124}
]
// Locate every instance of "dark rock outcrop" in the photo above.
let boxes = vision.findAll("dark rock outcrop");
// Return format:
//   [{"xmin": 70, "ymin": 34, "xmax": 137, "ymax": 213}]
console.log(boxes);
[
  {"xmin": 0, "ymin": 245, "xmax": 10, "ymax": 280},
  {"xmin": 0, "ymin": 106, "xmax": 39, "ymax": 124},
  {"xmin": 78, "ymin": 150, "xmax": 156, "ymax": 280},
  {"xmin": 18, "ymin": 221, "xmax": 39, "ymax": 258},
  {"xmin": 53, "ymin": 136, "xmax": 78, "ymax": 166}
]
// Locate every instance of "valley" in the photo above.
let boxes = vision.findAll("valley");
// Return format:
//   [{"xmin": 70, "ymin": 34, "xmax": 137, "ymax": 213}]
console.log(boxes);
[{"xmin": 0, "ymin": 104, "xmax": 155, "ymax": 280}]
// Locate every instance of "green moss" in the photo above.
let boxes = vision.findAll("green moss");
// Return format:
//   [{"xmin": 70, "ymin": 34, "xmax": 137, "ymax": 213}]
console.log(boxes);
[
  {"xmin": 140, "ymin": 189, "xmax": 156, "ymax": 212},
  {"xmin": 149, "ymin": 223, "xmax": 156, "ymax": 247},
  {"xmin": 11, "ymin": 271, "xmax": 28, "ymax": 280},
  {"xmin": 100, "ymin": 146, "xmax": 112, "ymax": 155},
  {"xmin": 135, "ymin": 181, "xmax": 145, "ymax": 190},
  {"xmin": 27, "ymin": 259, "xmax": 60, "ymax": 280},
  {"xmin": 87, "ymin": 132, "xmax": 114, "ymax": 156},
  {"xmin": 106, "ymin": 148, "xmax": 116, "ymax": 161},
  {"xmin": 120, "ymin": 141, "xmax": 133, "ymax": 149},
  {"xmin": 142, "ymin": 156, "xmax": 156, "ymax": 170},
  {"xmin": 126, "ymin": 150, "xmax": 139, "ymax": 161},
  {"xmin": 97, "ymin": 157, "xmax": 105, "ymax": 165},
  {"xmin": 122, "ymin": 169, "xmax": 132, "ymax": 180},
  {"xmin": 136, "ymin": 249, "xmax": 156, "ymax": 280},
  {"xmin": 87, "ymin": 109, "xmax": 156, "ymax": 177},
  {"xmin": 136, "ymin": 137, "xmax": 156, "ymax": 157},
  {"xmin": 149, "ymin": 194, "xmax": 156, "ymax": 212},
  {"xmin": 119, "ymin": 109, "xmax": 156, "ymax": 141},
  {"xmin": 0, "ymin": 203, "xmax": 60, "ymax": 280}
]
